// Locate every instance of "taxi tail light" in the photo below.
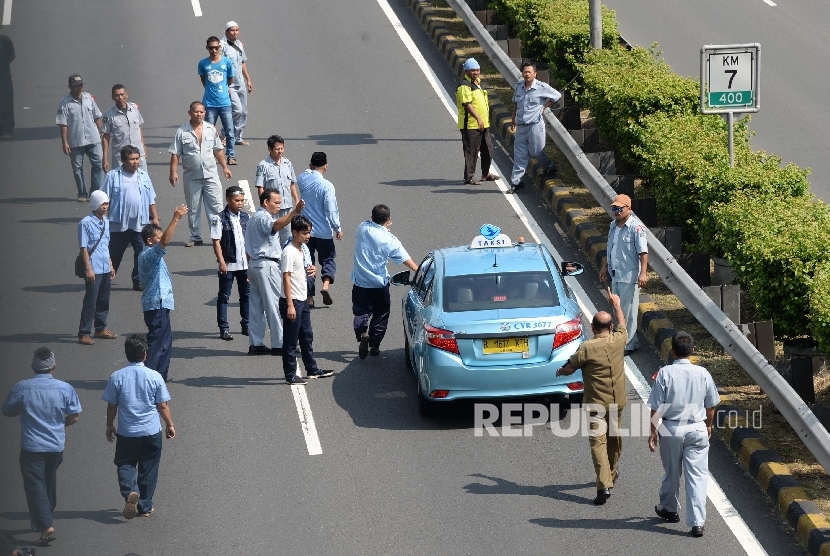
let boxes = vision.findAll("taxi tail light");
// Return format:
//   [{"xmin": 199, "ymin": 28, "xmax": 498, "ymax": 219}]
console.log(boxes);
[
  {"xmin": 553, "ymin": 316, "xmax": 582, "ymax": 350},
  {"xmin": 567, "ymin": 382, "xmax": 584, "ymax": 391},
  {"xmin": 424, "ymin": 323, "xmax": 460, "ymax": 355},
  {"xmin": 430, "ymin": 390, "xmax": 449, "ymax": 399}
]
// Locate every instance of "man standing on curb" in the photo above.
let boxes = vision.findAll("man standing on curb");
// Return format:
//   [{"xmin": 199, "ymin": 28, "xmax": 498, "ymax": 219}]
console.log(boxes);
[
  {"xmin": 255, "ymin": 135, "xmax": 298, "ymax": 245},
  {"xmin": 78, "ymin": 190, "xmax": 118, "ymax": 345},
  {"xmin": 56, "ymin": 74, "xmax": 104, "ymax": 202},
  {"xmin": 2, "ymin": 347, "xmax": 81, "ymax": 548},
  {"xmin": 599, "ymin": 193, "xmax": 648, "ymax": 354},
  {"xmin": 103, "ymin": 334, "xmax": 175, "ymax": 520},
  {"xmin": 456, "ymin": 58, "xmax": 498, "ymax": 185},
  {"xmin": 557, "ymin": 292, "xmax": 627, "ymax": 506},
  {"xmin": 198, "ymin": 36, "xmax": 236, "ymax": 165},
  {"xmin": 221, "ymin": 22, "xmax": 253, "ymax": 148},
  {"xmin": 101, "ymin": 84, "xmax": 148, "ymax": 172},
  {"xmin": 102, "ymin": 145, "xmax": 159, "ymax": 292},
  {"xmin": 352, "ymin": 204, "xmax": 418, "ymax": 359},
  {"xmin": 169, "ymin": 101, "xmax": 232, "ymax": 247},
  {"xmin": 648, "ymin": 331, "xmax": 720, "ymax": 538},
  {"xmin": 296, "ymin": 152, "xmax": 342, "ymax": 306},
  {"xmin": 509, "ymin": 62, "xmax": 560, "ymax": 193}
]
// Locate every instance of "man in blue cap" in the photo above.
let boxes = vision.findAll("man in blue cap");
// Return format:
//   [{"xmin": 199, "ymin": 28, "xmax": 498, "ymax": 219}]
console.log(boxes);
[{"xmin": 456, "ymin": 58, "xmax": 498, "ymax": 185}]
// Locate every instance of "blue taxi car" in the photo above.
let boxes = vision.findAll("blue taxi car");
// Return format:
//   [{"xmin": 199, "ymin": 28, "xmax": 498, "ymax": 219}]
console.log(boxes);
[{"xmin": 391, "ymin": 225, "xmax": 587, "ymax": 415}]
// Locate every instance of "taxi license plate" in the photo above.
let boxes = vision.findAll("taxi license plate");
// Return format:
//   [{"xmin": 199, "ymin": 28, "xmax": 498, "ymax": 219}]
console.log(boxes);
[{"xmin": 483, "ymin": 337, "xmax": 529, "ymax": 355}]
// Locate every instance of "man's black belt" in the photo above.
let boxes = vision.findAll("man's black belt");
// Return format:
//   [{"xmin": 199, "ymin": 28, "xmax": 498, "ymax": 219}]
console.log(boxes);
[{"xmin": 260, "ymin": 257, "xmax": 280, "ymax": 263}]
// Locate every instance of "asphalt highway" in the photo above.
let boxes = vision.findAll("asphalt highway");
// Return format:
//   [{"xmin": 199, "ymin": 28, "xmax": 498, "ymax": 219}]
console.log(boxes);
[
  {"xmin": 605, "ymin": 0, "xmax": 830, "ymax": 200},
  {"xmin": 0, "ymin": 0, "xmax": 809, "ymax": 554}
]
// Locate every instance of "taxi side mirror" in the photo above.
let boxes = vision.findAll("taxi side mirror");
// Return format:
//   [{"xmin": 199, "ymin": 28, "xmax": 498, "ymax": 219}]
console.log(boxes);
[
  {"xmin": 391, "ymin": 270, "xmax": 412, "ymax": 286},
  {"xmin": 561, "ymin": 261, "xmax": 584, "ymax": 276}
]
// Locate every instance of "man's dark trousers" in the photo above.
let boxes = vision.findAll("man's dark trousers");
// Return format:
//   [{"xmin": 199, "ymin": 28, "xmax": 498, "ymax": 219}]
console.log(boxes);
[
  {"xmin": 78, "ymin": 272, "xmax": 111, "ymax": 337},
  {"xmin": 144, "ymin": 308, "xmax": 172, "ymax": 380},
  {"xmin": 352, "ymin": 284, "xmax": 391, "ymax": 348},
  {"xmin": 279, "ymin": 298, "xmax": 318, "ymax": 380},
  {"xmin": 461, "ymin": 128, "xmax": 493, "ymax": 182},
  {"xmin": 217, "ymin": 269, "xmax": 249, "ymax": 331},
  {"xmin": 19, "ymin": 450, "xmax": 63, "ymax": 532},
  {"xmin": 308, "ymin": 237, "xmax": 337, "ymax": 284},
  {"xmin": 110, "ymin": 230, "xmax": 144, "ymax": 287},
  {"xmin": 114, "ymin": 431, "xmax": 163, "ymax": 515}
]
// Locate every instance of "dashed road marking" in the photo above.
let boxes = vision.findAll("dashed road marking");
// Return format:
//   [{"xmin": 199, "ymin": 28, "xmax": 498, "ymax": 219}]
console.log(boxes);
[
  {"xmin": 2, "ymin": 0, "xmax": 12, "ymax": 25},
  {"xmin": 191, "ymin": 0, "xmax": 202, "ymax": 17},
  {"xmin": 292, "ymin": 384, "xmax": 322, "ymax": 455}
]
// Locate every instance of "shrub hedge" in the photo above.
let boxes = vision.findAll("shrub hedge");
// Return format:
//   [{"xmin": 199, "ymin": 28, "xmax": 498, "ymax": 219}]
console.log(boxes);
[{"xmin": 809, "ymin": 261, "xmax": 830, "ymax": 354}]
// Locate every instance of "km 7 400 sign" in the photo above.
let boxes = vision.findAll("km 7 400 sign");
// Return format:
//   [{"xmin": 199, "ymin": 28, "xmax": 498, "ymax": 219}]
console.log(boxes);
[{"xmin": 700, "ymin": 44, "xmax": 760, "ymax": 114}]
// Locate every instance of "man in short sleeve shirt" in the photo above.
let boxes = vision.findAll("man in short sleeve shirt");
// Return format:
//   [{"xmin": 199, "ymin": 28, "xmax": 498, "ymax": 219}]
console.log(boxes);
[
  {"xmin": 101, "ymin": 84, "xmax": 147, "ymax": 172},
  {"xmin": 220, "ymin": 21, "xmax": 253, "ymax": 146},
  {"xmin": 456, "ymin": 58, "xmax": 498, "ymax": 185},
  {"xmin": 255, "ymin": 135, "xmax": 298, "ymax": 245},
  {"xmin": 77, "ymin": 190, "xmax": 117, "ymax": 345},
  {"xmin": 198, "ymin": 36, "xmax": 236, "ymax": 163},
  {"xmin": 56, "ymin": 74, "xmax": 104, "ymax": 201}
]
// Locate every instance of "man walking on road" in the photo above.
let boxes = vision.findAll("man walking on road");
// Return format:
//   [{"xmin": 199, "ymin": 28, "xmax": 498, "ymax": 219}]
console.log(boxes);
[
  {"xmin": 103, "ymin": 334, "xmax": 176, "ymax": 520},
  {"xmin": 352, "ymin": 204, "xmax": 418, "ymax": 359},
  {"xmin": 78, "ymin": 190, "xmax": 118, "ymax": 346},
  {"xmin": 599, "ymin": 193, "xmax": 648, "ymax": 354},
  {"xmin": 245, "ymin": 189, "xmax": 305, "ymax": 356},
  {"xmin": 648, "ymin": 331, "xmax": 720, "ymax": 538},
  {"xmin": 56, "ymin": 74, "xmax": 104, "ymax": 202},
  {"xmin": 296, "ymin": 152, "xmax": 342, "ymax": 306},
  {"xmin": 509, "ymin": 62, "xmax": 560, "ymax": 193},
  {"xmin": 557, "ymin": 292, "xmax": 628, "ymax": 505},
  {"xmin": 198, "ymin": 36, "xmax": 236, "ymax": 165},
  {"xmin": 102, "ymin": 145, "xmax": 159, "ymax": 292},
  {"xmin": 210, "ymin": 185, "xmax": 250, "ymax": 341},
  {"xmin": 169, "ymin": 101, "xmax": 232, "ymax": 247},
  {"xmin": 101, "ymin": 84, "xmax": 148, "ymax": 172},
  {"xmin": 221, "ymin": 22, "xmax": 253, "ymax": 147},
  {"xmin": 456, "ymin": 58, "xmax": 498, "ymax": 185},
  {"xmin": 0, "ymin": 27, "xmax": 15, "ymax": 138},
  {"xmin": 255, "ymin": 135, "xmax": 298, "ymax": 245},
  {"xmin": 2, "ymin": 347, "xmax": 81, "ymax": 548}
]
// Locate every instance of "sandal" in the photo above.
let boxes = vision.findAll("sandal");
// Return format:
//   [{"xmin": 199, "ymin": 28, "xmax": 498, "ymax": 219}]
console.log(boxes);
[
  {"xmin": 227, "ymin": 158, "xmax": 238, "ymax": 165},
  {"xmin": 482, "ymin": 173, "xmax": 500, "ymax": 181},
  {"xmin": 33, "ymin": 536, "xmax": 56, "ymax": 547},
  {"xmin": 464, "ymin": 178, "xmax": 482, "ymax": 185}
]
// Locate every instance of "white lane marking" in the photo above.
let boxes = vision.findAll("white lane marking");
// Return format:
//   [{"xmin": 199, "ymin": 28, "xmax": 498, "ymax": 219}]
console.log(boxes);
[
  {"xmin": 191, "ymin": 0, "xmax": 202, "ymax": 17},
  {"xmin": 237, "ymin": 179, "xmax": 257, "ymax": 214},
  {"xmin": 375, "ymin": 0, "xmax": 769, "ymax": 553},
  {"xmin": 763, "ymin": 0, "xmax": 776, "ymax": 6},
  {"xmin": 2, "ymin": 0, "xmax": 12, "ymax": 25},
  {"xmin": 291, "ymin": 385, "xmax": 322, "ymax": 455}
]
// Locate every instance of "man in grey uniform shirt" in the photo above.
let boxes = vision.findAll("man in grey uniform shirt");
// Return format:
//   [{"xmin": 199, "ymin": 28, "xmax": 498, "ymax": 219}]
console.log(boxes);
[
  {"xmin": 56, "ymin": 74, "xmax": 104, "ymax": 202},
  {"xmin": 169, "ymin": 101, "xmax": 233, "ymax": 246},
  {"xmin": 255, "ymin": 135, "xmax": 298, "ymax": 245},
  {"xmin": 244, "ymin": 188, "xmax": 305, "ymax": 355},
  {"xmin": 647, "ymin": 331, "xmax": 720, "ymax": 538},
  {"xmin": 101, "ymin": 84, "xmax": 147, "ymax": 172},
  {"xmin": 508, "ymin": 61, "xmax": 560, "ymax": 193},
  {"xmin": 220, "ymin": 21, "xmax": 253, "ymax": 146}
]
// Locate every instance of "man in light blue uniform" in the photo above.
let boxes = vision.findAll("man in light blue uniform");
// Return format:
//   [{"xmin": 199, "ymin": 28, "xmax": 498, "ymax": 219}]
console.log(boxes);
[
  {"xmin": 101, "ymin": 84, "xmax": 147, "ymax": 172},
  {"xmin": 352, "ymin": 204, "xmax": 418, "ymax": 359},
  {"xmin": 103, "ymin": 334, "xmax": 176, "ymax": 520},
  {"xmin": 244, "ymin": 188, "xmax": 305, "ymax": 355},
  {"xmin": 221, "ymin": 21, "xmax": 253, "ymax": 147},
  {"xmin": 56, "ymin": 74, "xmax": 104, "ymax": 202},
  {"xmin": 102, "ymin": 145, "xmax": 158, "ymax": 292},
  {"xmin": 648, "ymin": 331, "xmax": 720, "ymax": 538},
  {"xmin": 599, "ymin": 194, "xmax": 648, "ymax": 353},
  {"xmin": 509, "ymin": 62, "xmax": 560, "ymax": 193},
  {"xmin": 297, "ymin": 152, "xmax": 342, "ymax": 306},
  {"xmin": 2, "ymin": 347, "xmax": 81, "ymax": 547},
  {"xmin": 255, "ymin": 135, "xmax": 298, "ymax": 245},
  {"xmin": 78, "ymin": 190, "xmax": 118, "ymax": 346}
]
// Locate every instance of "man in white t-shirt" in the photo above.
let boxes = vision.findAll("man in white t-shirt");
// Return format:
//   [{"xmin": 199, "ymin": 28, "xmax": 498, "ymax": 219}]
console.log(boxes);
[{"xmin": 280, "ymin": 215, "xmax": 334, "ymax": 385}]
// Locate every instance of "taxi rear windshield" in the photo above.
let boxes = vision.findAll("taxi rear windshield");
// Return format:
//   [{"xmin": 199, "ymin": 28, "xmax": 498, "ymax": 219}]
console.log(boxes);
[{"xmin": 443, "ymin": 272, "xmax": 559, "ymax": 312}]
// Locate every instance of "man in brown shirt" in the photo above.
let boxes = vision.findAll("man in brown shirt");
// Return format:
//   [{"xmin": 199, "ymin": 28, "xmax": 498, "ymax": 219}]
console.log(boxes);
[{"xmin": 557, "ymin": 292, "xmax": 627, "ymax": 505}]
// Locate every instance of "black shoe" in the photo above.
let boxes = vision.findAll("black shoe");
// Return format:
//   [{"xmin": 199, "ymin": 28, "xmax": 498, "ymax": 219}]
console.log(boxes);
[
  {"xmin": 285, "ymin": 375, "xmax": 308, "ymax": 385},
  {"xmin": 271, "ymin": 347, "xmax": 283, "ymax": 356},
  {"xmin": 240, "ymin": 326, "xmax": 249, "ymax": 336},
  {"xmin": 509, "ymin": 182, "xmax": 525, "ymax": 194},
  {"xmin": 690, "ymin": 526, "xmax": 705, "ymax": 537},
  {"xmin": 132, "ymin": 283, "xmax": 144, "ymax": 291},
  {"xmin": 593, "ymin": 488, "xmax": 611, "ymax": 505},
  {"xmin": 624, "ymin": 349, "xmax": 634, "ymax": 356},
  {"xmin": 220, "ymin": 329, "xmax": 233, "ymax": 341},
  {"xmin": 184, "ymin": 240, "xmax": 204, "ymax": 247},
  {"xmin": 655, "ymin": 505, "xmax": 680, "ymax": 523},
  {"xmin": 248, "ymin": 345, "xmax": 270, "ymax": 355},
  {"xmin": 358, "ymin": 333, "xmax": 369, "ymax": 360},
  {"xmin": 308, "ymin": 369, "xmax": 334, "ymax": 378},
  {"xmin": 307, "ymin": 296, "xmax": 315, "ymax": 308},
  {"xmin": 369, "ymin": 347, "xmax": 380, "ymax": 356},
  {"xmin": 321, "ymin": 290, "xmax": 333, "ymax": 305},
  {"xmin": 542, "ymin": 165, "xmax": 558, "ymax": 177}
]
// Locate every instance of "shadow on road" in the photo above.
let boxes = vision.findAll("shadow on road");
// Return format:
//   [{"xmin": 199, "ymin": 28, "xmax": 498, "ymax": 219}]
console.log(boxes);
[
  {"xmin": 0, "ymin": 508, "xmax": 123, "ymax": 526},
  {"xmin": 18, "ymin": 217, "xmax": 80, "ymax": 225},
  {"xmin": 172, "ymin": 376, "xmax": 282, "ymax": 388},
  {"xmin": 0, "ymin": 197, "xmax": 73, "ymax": 205},
  {"xmin": 4, "ymin": 127, "xmax": 59, "ymax": 141},
  {"xmin": 67, "ymin": 379, "xmax": 109, "ymax": 391},
  {"xmin": 23, "ymin": 284, "xmax": 85, "ymax": 294},
  {"xmin": 0, "ymin": 332, "xmax": 77, "ymax": 344},
  {"xmin": 463, "ymin": 473, "xmax": 595, "ymax": 505},
  {"xmin": 529, "ymin": 515, "xmax": 688, "ymax": 537}
]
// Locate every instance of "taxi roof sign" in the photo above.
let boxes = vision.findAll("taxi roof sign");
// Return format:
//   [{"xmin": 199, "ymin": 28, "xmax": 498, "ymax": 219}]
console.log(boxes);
[{"xmin": 470, "ymin": 234, "xmax": 512, "ymax": 249}]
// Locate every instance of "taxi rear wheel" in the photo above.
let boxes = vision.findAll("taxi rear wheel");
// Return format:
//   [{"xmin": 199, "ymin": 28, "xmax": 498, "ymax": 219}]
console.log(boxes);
[{"xmin": 417, "ymin": 379, "xmax": 437, "ymax": 417}]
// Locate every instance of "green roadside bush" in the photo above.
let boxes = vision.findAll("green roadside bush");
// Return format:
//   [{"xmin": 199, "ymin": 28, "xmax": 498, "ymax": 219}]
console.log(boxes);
[
  {"xmin": 809, "ymin": 261, "xmax": 830, "ymax": 354},
  {"xmin": 713, "ymin": 194, "xmax": 830, "ymax": 339},
  {"xmin": 577, "ymin": 45, "xmax": 698, "ymax": 166}
]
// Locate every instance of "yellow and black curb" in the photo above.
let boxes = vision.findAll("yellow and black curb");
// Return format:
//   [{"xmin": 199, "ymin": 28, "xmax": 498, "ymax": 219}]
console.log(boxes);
[{"xmin": 404, "ymin": 0, "xmax": 830, "ymax": 551}]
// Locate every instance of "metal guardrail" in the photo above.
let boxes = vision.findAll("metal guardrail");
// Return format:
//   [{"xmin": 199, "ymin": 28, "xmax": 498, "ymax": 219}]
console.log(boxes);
[{"xmin": 444, "ymin": 0, "xmax": 830, "ymax": 473}]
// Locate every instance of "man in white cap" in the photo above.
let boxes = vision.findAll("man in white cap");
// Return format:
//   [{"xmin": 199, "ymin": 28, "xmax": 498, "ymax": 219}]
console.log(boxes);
[
  {"xmin": 456, "ymin": 57, "xmax": 498, "ymax": 185},
  {"xmin": 78, "ymin": 190, "xmax": 118, "ymax": 345},
  {"xmin": 221, "ymin": 21, "xmax": 253, "ymax": 147}
]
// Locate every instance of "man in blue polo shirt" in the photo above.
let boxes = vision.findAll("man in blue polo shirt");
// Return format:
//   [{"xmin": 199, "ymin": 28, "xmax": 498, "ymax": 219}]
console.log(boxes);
[
  {"xmin": 352, "ymin": 204, "xmax": 418, "ymax": 359},
  {"xmin": 3, "ymin": 347, "xmax": 81, "ymax": 547},
  {"xmin": 78, "ymin": 190, "xmax": 118, "ymax": 345},
  {"xmin": 103, "ymin": 334, "xmax": 175, "ymax": 520}
]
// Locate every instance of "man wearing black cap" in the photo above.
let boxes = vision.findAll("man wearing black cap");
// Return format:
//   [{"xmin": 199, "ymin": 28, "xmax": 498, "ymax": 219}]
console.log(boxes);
[
  {"xmin": 296, "ymin": 152, "xmax": 342, "ymax": 306},
  {"xmin": 56, "ymin": 74, "xmax": 104, "ymax": 202}
]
